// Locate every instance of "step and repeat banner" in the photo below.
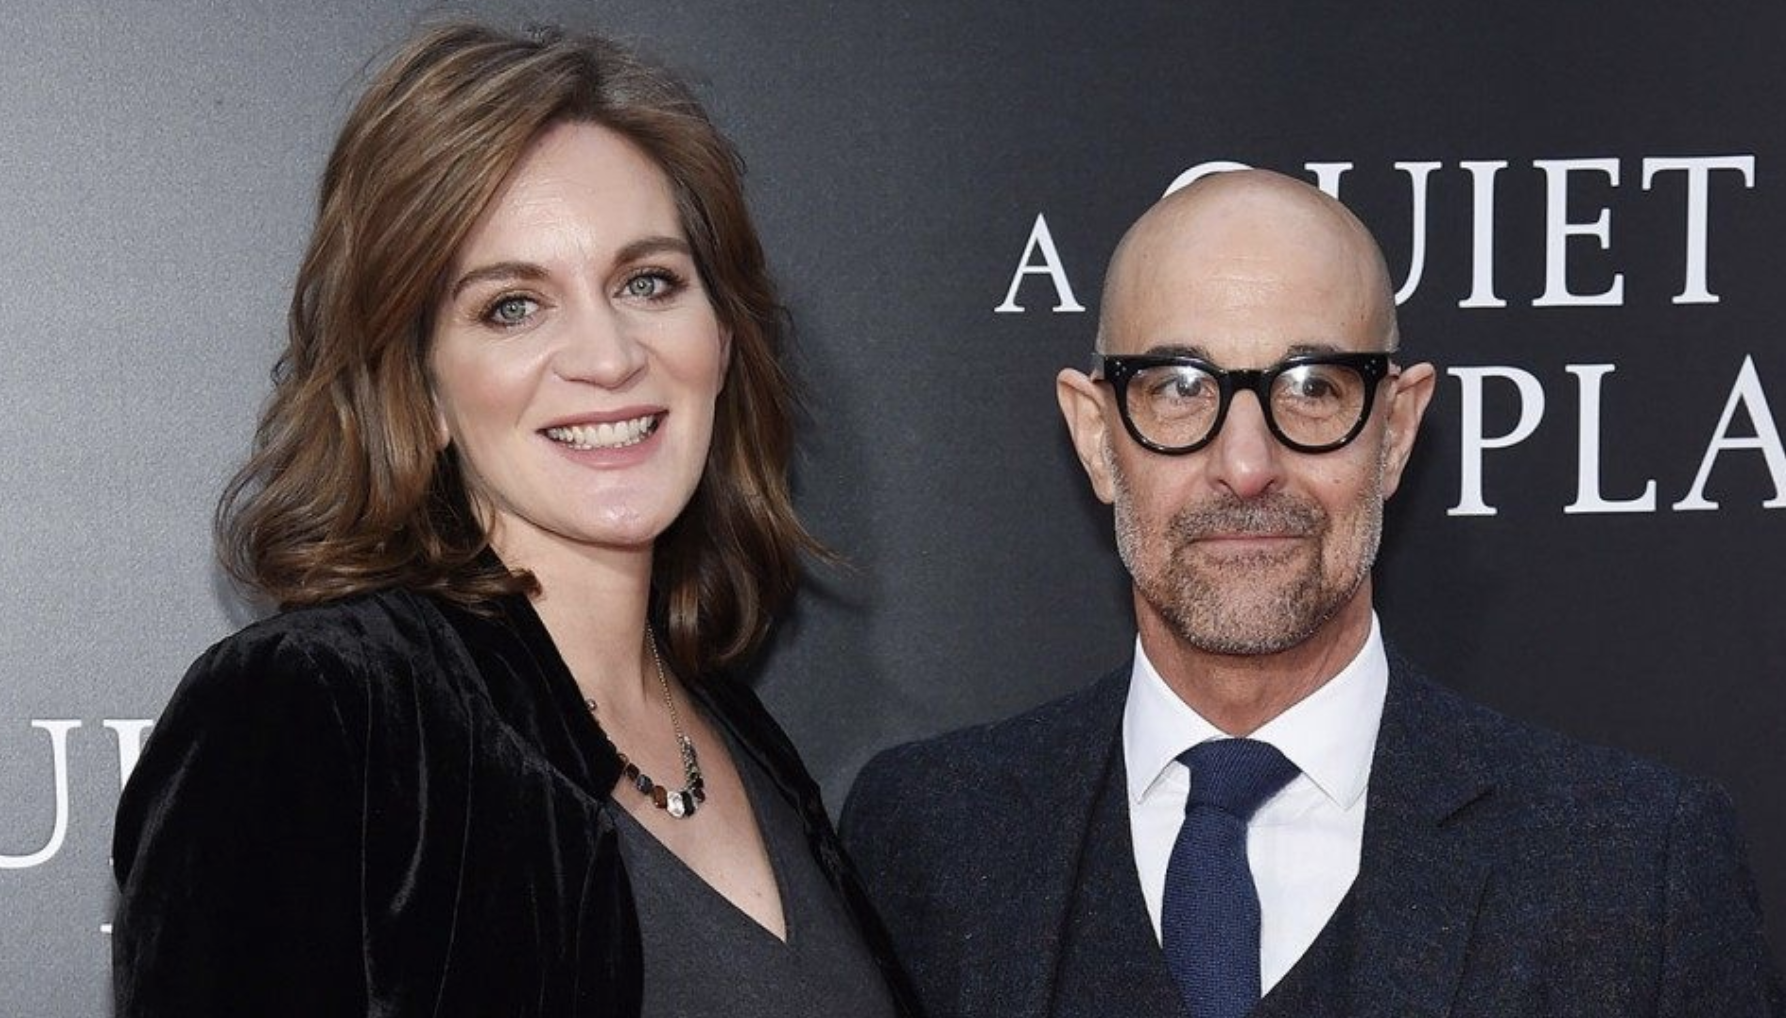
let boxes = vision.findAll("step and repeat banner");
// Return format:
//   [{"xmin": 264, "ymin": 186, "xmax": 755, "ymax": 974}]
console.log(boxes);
[{"xmin": 1, "ymin": 1, "xmax": 1780, "ymax": 1011}]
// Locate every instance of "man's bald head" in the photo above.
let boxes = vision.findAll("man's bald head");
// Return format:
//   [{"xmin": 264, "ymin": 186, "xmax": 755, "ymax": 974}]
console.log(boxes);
[{"xmin": 1097, "ymin": 169, "xmax": 1399, "ymax": 356}]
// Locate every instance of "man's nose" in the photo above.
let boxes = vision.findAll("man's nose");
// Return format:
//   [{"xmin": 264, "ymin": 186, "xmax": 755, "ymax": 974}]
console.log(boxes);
[
  {"xmin": 553, "ymin": 303, "xmax": 647, "ymax": 388},
  {"xmin": 1204, "ymin": 390, "xmax": 1285, "ymax": 499}
]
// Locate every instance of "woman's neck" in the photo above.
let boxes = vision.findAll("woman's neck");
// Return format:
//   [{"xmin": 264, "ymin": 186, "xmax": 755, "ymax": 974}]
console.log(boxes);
[{"xmin": 489, "ymin": 523, "xmax": 659, "ymax": 711}]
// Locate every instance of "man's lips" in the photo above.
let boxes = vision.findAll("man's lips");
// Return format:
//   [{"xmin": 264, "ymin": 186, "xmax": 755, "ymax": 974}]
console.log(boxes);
[{"xmin": 1185, "ymin": 531, "xmax": 1311, "ymax": 559}]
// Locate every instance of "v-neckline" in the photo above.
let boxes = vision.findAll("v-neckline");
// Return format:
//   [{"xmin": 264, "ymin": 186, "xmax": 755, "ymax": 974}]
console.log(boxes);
[
  {"xmin": 610, "ymin": 737, "xmax": 795, "ymax": 948},
  {"xmin": 430, "ymin": 581, "xmax": 797, "ymax": 945}
]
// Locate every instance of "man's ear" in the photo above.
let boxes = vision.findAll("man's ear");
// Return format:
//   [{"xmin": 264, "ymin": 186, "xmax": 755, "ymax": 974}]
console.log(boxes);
[
  {"xmin": 1057, "ymin": 368, "xmax": 1117, "ymax": 505},
  {"xmin": 1379, "ymin": 360, "xmax": 1436, "ymax": 499}
]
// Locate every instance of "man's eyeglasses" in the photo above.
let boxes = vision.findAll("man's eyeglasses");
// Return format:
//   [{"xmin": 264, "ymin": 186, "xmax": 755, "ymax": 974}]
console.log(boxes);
[{"xmin": 1093, "ymin": 352, "xmax": 1395, "ymax": 455}]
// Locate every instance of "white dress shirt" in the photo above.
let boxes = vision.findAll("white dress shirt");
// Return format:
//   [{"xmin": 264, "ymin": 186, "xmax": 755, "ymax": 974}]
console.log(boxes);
[{"xmin": 1122, "ymin": 613, "xmax": 1388, "ymax": 993}]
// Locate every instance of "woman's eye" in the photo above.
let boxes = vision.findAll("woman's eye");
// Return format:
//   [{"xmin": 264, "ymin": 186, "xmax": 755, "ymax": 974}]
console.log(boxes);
[
  {"xmin": 621, "ymin": 270, "xmax": 680, "ymax": 301},
  {"xmin": 484, "ymin": 296, "xmax": 539, "ymax": 326}
]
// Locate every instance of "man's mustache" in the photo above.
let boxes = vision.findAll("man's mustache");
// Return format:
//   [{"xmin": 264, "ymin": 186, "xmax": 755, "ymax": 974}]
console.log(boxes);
[{"xmin": 1168, "ymin": 492, "xmax": 1326, "ymax": 541}]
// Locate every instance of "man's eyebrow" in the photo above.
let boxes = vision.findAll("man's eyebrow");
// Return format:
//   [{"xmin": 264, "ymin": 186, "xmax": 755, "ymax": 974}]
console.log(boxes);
[
  {"xmin": 449, "ymin": 261, "xmax": 548, "ymax": 300},
  {"xmin": 1285, "ymin": 341, "xmax": 1344, "ymax": 356},
  {"xmin": 1142, "ymin": 342, "xmax": 1210, "ymax": 359}
]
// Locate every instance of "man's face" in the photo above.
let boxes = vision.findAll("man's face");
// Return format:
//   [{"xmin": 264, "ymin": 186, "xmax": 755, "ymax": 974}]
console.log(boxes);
[{"xmin": 1060, "ymin": 185, "xmax": 1433, "ymax": 657}]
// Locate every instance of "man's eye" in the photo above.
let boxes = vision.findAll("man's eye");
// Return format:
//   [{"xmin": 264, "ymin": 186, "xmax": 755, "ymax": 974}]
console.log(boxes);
[
  {"xmin": 1150, "ymin": 372, "xmax": 1211, "ymax": 400},
  {"xmin": 483, "ymin": 296, "xmax": 539, "ymax": 326},
  {"xmin": 1280, "ymin": 368, "xmax": 1345, "ymax": 401}
]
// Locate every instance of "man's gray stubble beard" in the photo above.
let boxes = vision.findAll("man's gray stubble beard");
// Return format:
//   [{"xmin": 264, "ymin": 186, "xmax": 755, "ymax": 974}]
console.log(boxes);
[{"xmin": 1106, "ymin": 440, "xmax": 1386, "ymax": 656}]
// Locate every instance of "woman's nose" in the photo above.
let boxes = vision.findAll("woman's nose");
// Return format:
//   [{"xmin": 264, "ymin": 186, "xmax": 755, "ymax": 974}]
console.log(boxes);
[{"xmin": 552, "ymin": 303, "xmax": 647, "ymax": 388}]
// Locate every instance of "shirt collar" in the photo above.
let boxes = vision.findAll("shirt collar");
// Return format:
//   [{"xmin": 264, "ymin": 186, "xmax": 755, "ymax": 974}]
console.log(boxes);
[{"xmin": 1121, "ymin": 613, "xmax": 1388, "ymax": 810}]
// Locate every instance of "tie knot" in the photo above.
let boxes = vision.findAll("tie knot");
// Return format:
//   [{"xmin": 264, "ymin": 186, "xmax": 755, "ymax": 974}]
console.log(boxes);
[{"xmin": 1178, "ymin": 739, "xmax": 1298, "ymax": 820}]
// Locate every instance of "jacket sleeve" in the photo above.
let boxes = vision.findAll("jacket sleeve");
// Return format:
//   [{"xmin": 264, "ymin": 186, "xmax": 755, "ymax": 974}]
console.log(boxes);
[
  {"xmin": 839, "ymin": 745, "xmax": 923, "ymax": 917},
  {"xmin": 840, "ymin": 743, "xmax": 950, "ymax": 1010},
  {"xmin": 112, "ymin": 629, "xmax": 368, "ymax": 1017},
  {"xmin": 1655, "ymin": 777, "xmax": 1786, "ymax": 1018}
]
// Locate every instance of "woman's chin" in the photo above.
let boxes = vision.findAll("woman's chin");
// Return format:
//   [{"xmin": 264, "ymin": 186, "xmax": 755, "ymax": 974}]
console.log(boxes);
[
  {"xmin": 485, "ymin": 507, "xmax": 680, "ymax": 564},
  {"xmin": 543, "ymin": 520, "xmax": 666, "ymax": 555}
]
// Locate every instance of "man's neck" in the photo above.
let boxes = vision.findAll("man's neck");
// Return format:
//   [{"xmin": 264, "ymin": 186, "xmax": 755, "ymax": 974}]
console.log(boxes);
[{"xmin": 1136, "ymin": 590, "xmax": 1375, "ymax": 737}]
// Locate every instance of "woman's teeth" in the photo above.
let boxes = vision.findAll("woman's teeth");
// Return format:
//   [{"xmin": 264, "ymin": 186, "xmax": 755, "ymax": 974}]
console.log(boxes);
[{"xmin": 544, "ymin": 415, "xmax": 658, "ymax": 450}]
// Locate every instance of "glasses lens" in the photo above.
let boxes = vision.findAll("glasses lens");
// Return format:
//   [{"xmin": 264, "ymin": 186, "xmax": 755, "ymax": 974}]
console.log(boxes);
[
  {"xmin": 1126, "ymin": 363, "xmax": 1221, "ymax": 449},
  {"xmin": 1269, "ymin": 362, "xmax": 1369, "ymax": 447}
]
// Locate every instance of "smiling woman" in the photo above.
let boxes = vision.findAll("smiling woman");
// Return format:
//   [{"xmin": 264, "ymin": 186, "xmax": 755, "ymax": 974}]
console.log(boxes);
[{"xmin": 109, "ymin": 21, "xmax": 915, "ymax": 1018}]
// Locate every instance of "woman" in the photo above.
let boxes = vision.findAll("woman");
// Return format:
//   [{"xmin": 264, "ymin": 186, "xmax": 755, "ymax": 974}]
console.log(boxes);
[{"xmin": 112, "ymin": 22, "xmax": 914, "ymax": 1018}]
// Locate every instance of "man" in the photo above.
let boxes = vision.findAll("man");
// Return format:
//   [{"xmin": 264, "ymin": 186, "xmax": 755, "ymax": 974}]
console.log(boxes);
[{"xmin": 841, "ymin": 170, "xmax": 1783, "ymax": 1018}]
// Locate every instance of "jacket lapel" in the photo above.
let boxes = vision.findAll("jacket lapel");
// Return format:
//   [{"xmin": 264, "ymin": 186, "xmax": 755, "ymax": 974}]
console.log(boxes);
[
  {"xmin": 956, "ymin": 665, "xmax": 1134, "ymax": 1018},
  {"xmin": 1347, "ymin": 653, "xmax": 1495, "ymax": 1018}
]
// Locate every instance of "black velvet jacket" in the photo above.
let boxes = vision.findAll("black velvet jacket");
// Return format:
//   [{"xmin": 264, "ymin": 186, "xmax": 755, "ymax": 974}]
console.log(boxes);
[{"xmin": 112, "ymin": 587, "xmax": 918, "ymax": 1017}]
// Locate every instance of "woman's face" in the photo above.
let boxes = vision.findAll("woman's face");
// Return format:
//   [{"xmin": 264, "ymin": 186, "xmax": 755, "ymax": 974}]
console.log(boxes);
[{"xmin": 429, "ymin": 121, "xmax": 729, "ymax": 560}]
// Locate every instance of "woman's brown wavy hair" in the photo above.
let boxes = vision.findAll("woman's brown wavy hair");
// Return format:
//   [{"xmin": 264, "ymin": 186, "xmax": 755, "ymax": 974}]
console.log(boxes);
[{"xmin": 218, "ymin": 21, "xmax": 818, "ymax": 679}]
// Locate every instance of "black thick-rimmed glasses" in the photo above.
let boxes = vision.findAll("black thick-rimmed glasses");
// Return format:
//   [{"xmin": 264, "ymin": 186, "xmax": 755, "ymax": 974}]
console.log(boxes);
[{"xmin": 1094, "ymin": 352, "xmax": 1395, "ymax": 454}]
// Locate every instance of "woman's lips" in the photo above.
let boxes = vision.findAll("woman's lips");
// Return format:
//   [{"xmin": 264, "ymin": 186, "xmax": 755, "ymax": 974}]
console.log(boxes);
[{"xmin": 542, "ymin": 412, "xmax": 661, "ymax": 450}]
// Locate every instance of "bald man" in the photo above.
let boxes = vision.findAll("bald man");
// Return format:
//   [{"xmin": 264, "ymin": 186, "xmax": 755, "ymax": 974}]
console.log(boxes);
[{"xmin": 841, "ymin": 171, "xmax": 1783, "ymax": 1018}]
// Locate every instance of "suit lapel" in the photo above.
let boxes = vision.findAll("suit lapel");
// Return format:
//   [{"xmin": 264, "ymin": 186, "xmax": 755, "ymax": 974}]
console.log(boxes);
[
  {"xmin": 958, "ymin": 666, "xmax": 1133, "ymax": 1018},
  {"xmin": 1347, "ymin": 654, "xmax": 1495, "ymax": 1018},
  {"xmin": 1050, "ymin": 731, "xmax": 1191, "ymax": 1018}
]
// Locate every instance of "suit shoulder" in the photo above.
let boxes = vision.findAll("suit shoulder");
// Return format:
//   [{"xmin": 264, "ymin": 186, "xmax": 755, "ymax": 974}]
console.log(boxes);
[
  {"xmin": 856, "ymin": 668, "xmax": 1126, "ymax": 792},
  {"xmin": 844, "ymin": 667, "xmax": 1125, "ymax": 845},
  {"xmin": 1390, "ymin": 660, "xmax": 1780, "ymax": 1013},
  {"xmin": 1399, "ymin": 660, "xmax": 1705, "ymax": 824},
  {"xmin": 1470, "ymin": 691, "xmax": 1684, "ymax": 794}
]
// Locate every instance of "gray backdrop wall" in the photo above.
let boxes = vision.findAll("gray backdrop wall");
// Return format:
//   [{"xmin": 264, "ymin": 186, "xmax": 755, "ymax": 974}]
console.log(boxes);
[{"xmin": 1, "ymin": 1, "xmax": 1781, "ymax": 1013}]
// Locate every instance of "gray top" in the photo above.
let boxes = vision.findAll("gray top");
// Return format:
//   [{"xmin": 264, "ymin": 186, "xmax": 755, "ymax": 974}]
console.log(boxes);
[{"xmin": 611, "ymin": 730, "xmax": 899, "ymax": 1018}]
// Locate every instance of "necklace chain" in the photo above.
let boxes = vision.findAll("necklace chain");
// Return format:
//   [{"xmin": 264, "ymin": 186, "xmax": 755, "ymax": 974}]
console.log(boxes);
[{"xmin": 584, "ymin": 625, "xmax": 705, "ymax": 819}]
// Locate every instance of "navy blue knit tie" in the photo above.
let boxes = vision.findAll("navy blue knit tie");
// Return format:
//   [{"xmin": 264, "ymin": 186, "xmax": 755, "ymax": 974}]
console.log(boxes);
[{"xmin": 1161, "ymin": 739, "xmax": 1300, "ymax": 1018}]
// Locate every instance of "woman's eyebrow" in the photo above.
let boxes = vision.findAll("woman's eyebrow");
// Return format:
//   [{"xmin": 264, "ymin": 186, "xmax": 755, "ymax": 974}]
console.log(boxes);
[
  {"xmin": 614, "ymin": 235, "xmax": 692, "ymax": 263},
  {"xmin": 448, "ymin": 261, "xmax": 548, "ymax": 300}
]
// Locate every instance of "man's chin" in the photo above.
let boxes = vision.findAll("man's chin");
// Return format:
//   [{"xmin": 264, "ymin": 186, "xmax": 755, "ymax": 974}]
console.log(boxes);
[
  {"xmin": 1159, "ymin": 581, "xmax": 1335, "ymax": 657},
  {"xmin": 1174, "ymin": 619, "xmax": 1318, "ymax": 657}
]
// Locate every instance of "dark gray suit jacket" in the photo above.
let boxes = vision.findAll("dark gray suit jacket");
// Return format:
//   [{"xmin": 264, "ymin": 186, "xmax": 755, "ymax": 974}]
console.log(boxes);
[{"xmin": 841, "ymin": 653, "xmax": 1784, "ymax": 1018}]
